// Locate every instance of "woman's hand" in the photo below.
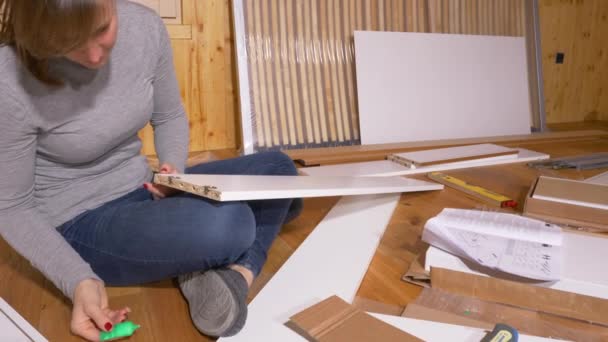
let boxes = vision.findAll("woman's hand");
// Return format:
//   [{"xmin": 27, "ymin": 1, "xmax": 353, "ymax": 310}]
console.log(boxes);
[
  {"xmin": 144, "ymin": 163, "xmax": 181, "ymax": 200},
  {"xmin": 71, "ymin": 279, "xmax": 131, "ymax": 341}
]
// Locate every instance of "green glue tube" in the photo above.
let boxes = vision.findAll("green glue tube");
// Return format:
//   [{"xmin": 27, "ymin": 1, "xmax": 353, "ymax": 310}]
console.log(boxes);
[{"xmin": 99, "ymin": 321, "xmax": 141, "ymax": 341}]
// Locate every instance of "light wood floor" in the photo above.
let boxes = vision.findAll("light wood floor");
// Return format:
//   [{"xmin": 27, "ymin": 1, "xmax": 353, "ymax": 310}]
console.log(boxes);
[{"xmin": 1, "ymin": 125, "xmax": 607, "ymax": 341}]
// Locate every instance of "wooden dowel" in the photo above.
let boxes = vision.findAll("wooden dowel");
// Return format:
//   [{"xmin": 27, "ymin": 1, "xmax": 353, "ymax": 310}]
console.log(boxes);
[
  {"xmin": 253, "ymin": 0, "xmax": 273, "ymax": 147},
  {"xmin": 378, "ymin": 0, "xmax": 386, "ymax": 31},
  {"xmin": 326, "ymin": 0, "xmax": 342, "ymax": 142},
  {"xmin": 295, "ymin": 0, "xmax": 314, "ymax": 144},
  {"xmin": 342, "ymin": 0, "xmax": 358, "ymax": 141},
  {"xmin": 313, "ymin": 0, "xmax": 329, "ymax": 142},
  {"xmin": 270, "ymin": 0, "xmax": 289, "ymax": 146},
  {"xmin": 260, "ymin": 0, "xmax": 280, "ymax": 147},
  {"xmin": 335, "ymin": 0, "xmax": 351, "ymax": 142},
  {"xmin": 244, "ymin": 0, "xmax": 265, "ymax": 148},
  {"xmin": 278, "ymin": 0, "xmax": 298, "ymax": 146},
  {"xmin": 306, "ymin": 0, "xmax": 323, "ymax": 145}
]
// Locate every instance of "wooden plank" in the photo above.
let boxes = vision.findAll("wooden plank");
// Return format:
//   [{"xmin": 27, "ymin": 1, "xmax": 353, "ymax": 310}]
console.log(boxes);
[
  {"xmin": 154, "ymin": 174, "xmax": 442, "ymax": 201},
  {"xmin": 355, "ymin": 31, "xmax": 531, "ymax": 146},
  {"xmin": 220, "ymin": 194, "xmax": 401, "ymax": 341}
]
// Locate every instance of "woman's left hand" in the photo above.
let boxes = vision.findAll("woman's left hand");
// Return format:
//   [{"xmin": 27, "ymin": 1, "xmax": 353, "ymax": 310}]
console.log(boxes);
[{"xmin": 144, "ymin": 163, "xmax": 181, "ymax": 200}]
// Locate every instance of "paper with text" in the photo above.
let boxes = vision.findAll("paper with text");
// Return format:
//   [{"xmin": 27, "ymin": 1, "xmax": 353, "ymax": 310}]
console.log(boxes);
[{"xmin": 422, "ymin": 208, "xmax": 562, "ymax": 281}]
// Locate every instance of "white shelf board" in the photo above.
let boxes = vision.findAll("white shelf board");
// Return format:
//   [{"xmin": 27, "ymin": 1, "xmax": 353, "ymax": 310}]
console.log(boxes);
[
  {"xmin": 220, "ymin": 194, "xmax": 401, "ymax": 341},
  {"xmin": 155, "ymin": 174, "xmax": 442, "ymax": 201},
  {"xmin": 302, "ymin": 148, "xmax": 549, "ymax": 177}
]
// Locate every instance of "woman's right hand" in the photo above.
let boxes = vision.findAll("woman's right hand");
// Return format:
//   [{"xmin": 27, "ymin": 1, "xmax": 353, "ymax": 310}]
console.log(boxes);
[{"xmin": 71, "ymin": 279, "xmax": 131, "ymax": 341}]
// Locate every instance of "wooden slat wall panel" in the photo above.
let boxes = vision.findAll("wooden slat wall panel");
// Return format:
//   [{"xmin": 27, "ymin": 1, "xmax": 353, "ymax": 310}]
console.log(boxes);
[
  {"xmin": 240, "ymin": 0, "xmax": 526, "ymax": 152},
  {"xmin": 539, "ymin": 0, "xmax": 608, "ymax": 123},
  {"xmin": 139, "ymin": 0, "xmax": 608, "ymax": 154}
]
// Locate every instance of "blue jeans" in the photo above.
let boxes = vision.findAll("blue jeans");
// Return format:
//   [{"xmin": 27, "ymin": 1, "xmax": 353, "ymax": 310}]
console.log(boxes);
[{"xmin": 57, "ymin": 152, "xmax": 302, "ymax": 286}]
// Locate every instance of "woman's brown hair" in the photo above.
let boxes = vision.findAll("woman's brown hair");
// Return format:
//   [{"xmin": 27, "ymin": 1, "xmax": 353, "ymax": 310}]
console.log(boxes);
[{"xmin": 0, "ymin": 0, "xmax": 109, "ymax": 85}]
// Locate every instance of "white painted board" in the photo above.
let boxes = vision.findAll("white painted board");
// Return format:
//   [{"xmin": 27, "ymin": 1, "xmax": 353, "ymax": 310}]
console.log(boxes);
[
  {"xmin": 373, "ymin": 315, "xmax": 564, "ymax": 342},
  {"xmin": 390, "ymin": 144, "xmax": 518, "ymax": 167},
  {"xmin": 154, "ymin": 174, "xmax": 442, "ymax": 201},
  {"xmin": 425, "ymin": 232, "xmax": 608, "ymax": 300},
  {"xmin": 302, "ymin": 148, "xmax": 549, "ymax": 177},
  {"xmin": 585, "ymin": 170, "xmax": 608, "ymax": 185},
  {"xmin": 220, "ymin": 194, "xmax": 400, "ymax": 341},
  {"xmin": 355, "ymin": 31, "xmax": 531, "ymax": 146},
  {"xmin": 0, "ymin": 298, "xmax": 48, "ymax": 342}
]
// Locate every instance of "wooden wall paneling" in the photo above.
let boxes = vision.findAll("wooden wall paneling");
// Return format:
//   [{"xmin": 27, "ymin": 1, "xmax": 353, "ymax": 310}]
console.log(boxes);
[
  {"xmin": 579, "ymin": 0, "xmax": 608, "ymax": 121},
  {"xmin": 139, "ymin": 0, "xmax": 239, "ymax": 154},
  {"xmin": 540, "ymin": 0, "xmax": 608, "ymax": 123}
]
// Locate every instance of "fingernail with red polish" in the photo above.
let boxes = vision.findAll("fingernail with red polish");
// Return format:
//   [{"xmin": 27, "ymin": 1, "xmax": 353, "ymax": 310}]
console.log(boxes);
[
  {"xmin": 143, "ymin": 184, "xmax": 149, "ymax": 190},
  {"xmin": 105, "ymin": 322, "xmax": 113, "ymax": 331}
]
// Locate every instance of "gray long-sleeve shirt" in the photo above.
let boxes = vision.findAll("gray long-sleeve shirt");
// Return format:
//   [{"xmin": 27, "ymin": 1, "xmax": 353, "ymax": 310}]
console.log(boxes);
[{"xmin": 0, "ymin": 0, "xmax": 189, "ymax": 300}]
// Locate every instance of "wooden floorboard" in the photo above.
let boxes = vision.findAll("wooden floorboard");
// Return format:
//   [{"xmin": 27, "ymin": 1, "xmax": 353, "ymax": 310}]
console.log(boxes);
[{"xmin": 1, "ymin": 126, "xmax": 607, "ymax": 341}]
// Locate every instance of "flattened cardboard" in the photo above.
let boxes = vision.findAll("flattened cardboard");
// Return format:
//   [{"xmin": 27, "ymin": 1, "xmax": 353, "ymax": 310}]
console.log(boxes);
[
  {"xmin": 288, "ymin": 295, "xmax": 422, "ymax": 342},
  {"xmin": 402, "ymin": 304, "xmax": 493, "ymax": 330},
  {"xmin": 430, "ymin": 267, "xmax": 608, "ymax": 327},
  {"xmin": 404, "ymin": 288, "xmax": 608, "ymax": 342},
  {"xmin": 352, "ymin": 296, "xmax": 405, "ymax": 316},
  {"xmin": 523, "ymin": 177, "xmax": 608, "ymax": 230},
  {"xmin": 401, "ymin": 253, "xmax": 431, "ymax": 287}
]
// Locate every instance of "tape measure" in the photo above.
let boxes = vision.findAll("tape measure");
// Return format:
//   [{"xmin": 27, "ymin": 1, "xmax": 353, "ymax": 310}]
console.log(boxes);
[
  {"xmin": 481, "ymin": 323, "xmax": 519, "ymax": 342},
  {"xmin": 427, "ymin": 172, "xmax": 517, "ymax": 208}
]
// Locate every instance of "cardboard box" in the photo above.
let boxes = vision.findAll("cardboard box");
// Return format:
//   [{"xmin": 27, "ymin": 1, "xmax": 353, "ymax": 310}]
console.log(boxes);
[
  {"xmin": 287, "ymin": 295, "xmax": 422, "ymax": 341},
  {"xmin": 523, "ymin": 176, "xmax": 608, "ymax": 230}
]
